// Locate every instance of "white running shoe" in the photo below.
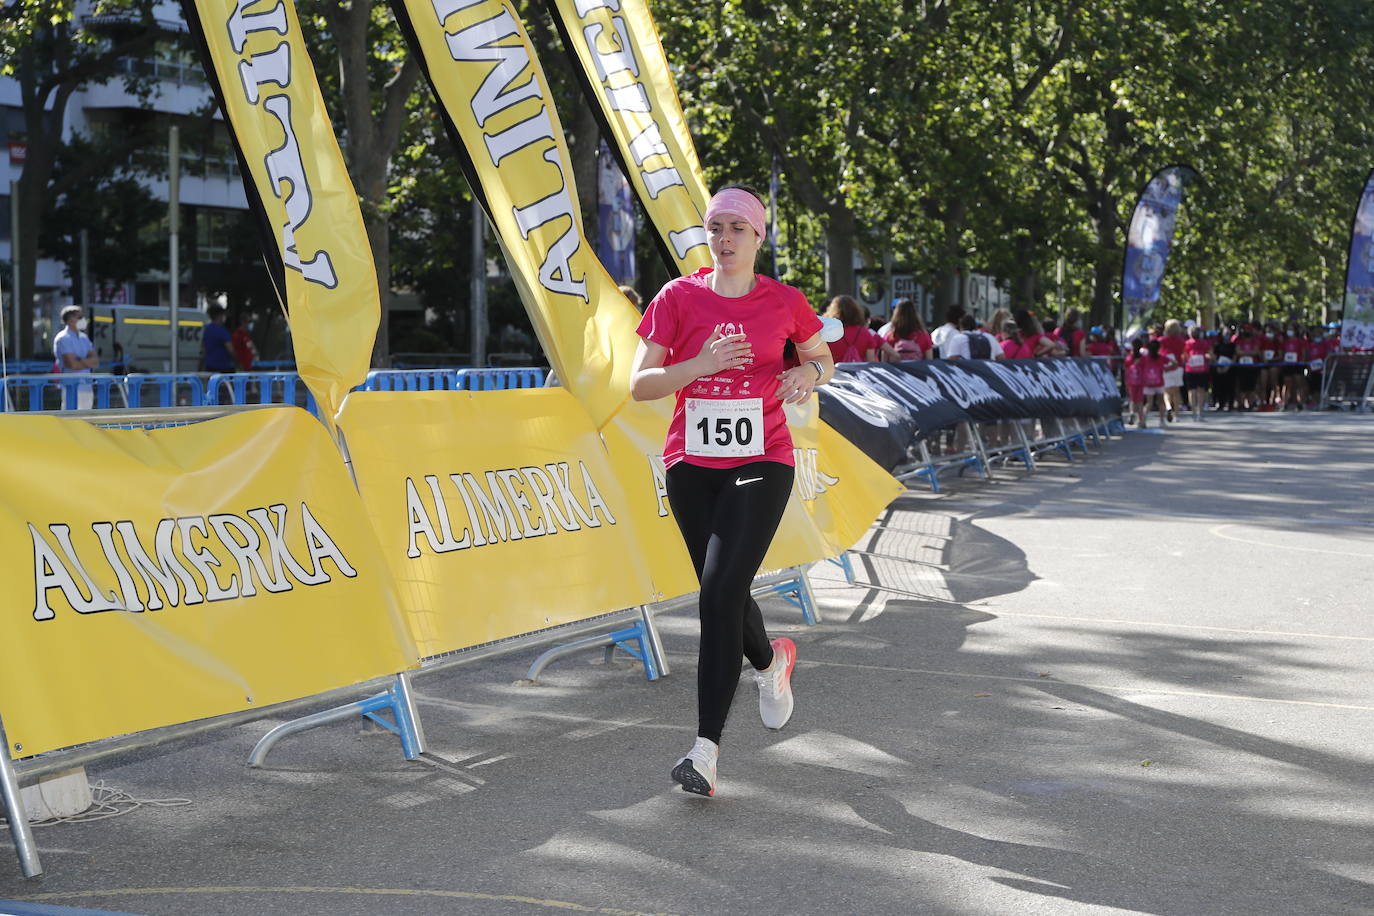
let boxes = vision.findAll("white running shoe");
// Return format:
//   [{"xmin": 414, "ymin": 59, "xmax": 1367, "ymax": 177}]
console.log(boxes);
[
  {"xmin": 672, "ymin": 737, "xmax": 718, "ymax": 797},
  {"xmin": 756, "ymin": 637, "xmax": 797, "ymax": 730}
]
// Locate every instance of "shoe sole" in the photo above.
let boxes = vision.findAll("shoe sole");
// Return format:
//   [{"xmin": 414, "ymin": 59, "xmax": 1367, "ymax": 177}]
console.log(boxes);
[{"xmin": 671, "ymin": 760, "xmax": 715, "ymax": 797}]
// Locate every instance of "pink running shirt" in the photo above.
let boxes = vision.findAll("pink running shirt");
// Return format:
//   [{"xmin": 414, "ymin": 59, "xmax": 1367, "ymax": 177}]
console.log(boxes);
[
  {"xmin": 1183, "ymin": 338, "xmax": 1212, "ymax": 373},
  {"xmin": 637, "ymin": 268, "xmax": 823, "ymax": 470}
]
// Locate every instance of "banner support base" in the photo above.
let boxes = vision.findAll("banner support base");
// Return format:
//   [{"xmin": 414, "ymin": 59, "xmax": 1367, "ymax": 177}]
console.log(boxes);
[{"xmin": 247, "ymin": 673, "xmax": 427, "ymax": 768}]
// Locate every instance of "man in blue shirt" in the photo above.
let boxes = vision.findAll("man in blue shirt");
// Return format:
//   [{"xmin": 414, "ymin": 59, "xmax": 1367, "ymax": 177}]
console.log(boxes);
[
  {"xmin": 203, "ymin": 304, "xmax": 237, "ymax": 372},
  {"xmin": 52, "ymin": 304, "xmax": 99, "ymax": 409}
]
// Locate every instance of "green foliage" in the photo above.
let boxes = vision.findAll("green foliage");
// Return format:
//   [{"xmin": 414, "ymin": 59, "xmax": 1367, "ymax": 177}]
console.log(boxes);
[
  {"xmin": 653, "ymin": 0, "xmax": 1374, "ymax": 323},
  {"xmin": 37, "ymin": 140, "xmax": 163, "ymax": 285}
]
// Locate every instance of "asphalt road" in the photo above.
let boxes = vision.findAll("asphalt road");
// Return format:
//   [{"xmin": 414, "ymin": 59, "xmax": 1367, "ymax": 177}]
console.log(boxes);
[{"xmin": 4, "ymin": 411, "xmax": 1373, "ymax": 916}]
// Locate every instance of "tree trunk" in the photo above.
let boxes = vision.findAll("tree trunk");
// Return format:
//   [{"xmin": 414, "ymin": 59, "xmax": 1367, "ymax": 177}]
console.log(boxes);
[
  {"xmin": 1089, "ymin": 189, "xmax": 1118, "ymax": 328},
  {"xmin": 823, "ymin": 208, "xmax": 856, "ymax": 301},
  {"xmin": 363, "ymin": 202, "xmax": 391, "ymax": 365},
  {"xmin": 323, "ymin": 0, "xmax": 421, "ymax": 369}
]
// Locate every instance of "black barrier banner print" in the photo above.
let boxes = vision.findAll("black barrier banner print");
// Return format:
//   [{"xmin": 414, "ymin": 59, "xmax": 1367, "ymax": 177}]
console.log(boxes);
[{"xmin": 819, "ymin": 359, "xmax": 1121, "ymax": 470}]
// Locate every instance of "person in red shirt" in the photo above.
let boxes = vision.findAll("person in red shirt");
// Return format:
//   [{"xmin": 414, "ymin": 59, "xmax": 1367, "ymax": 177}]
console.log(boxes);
[
  {"xmin": 1054, "ymin": 308, "xmax": 1088, "ymax": 357},
  {"xmin": 1181, "ymin": 325, "xmax": 1213, "ymax": 420},
  {"xmin": 1124, "ymin": 337, "xmax": 1147, "ymax": 427},
  {"xmin": 1232, "ymin": 325, "xmax": 1262, "ymax": 409},
  {"xmin": 1005, "ymin": 309, "xmax": 1061, "ymax": 358},
  {"xmin": 883, "ymin": 298, "xmax": 929, "ymax": 359},
  {"xmin": 1158, "ymin": 319, "xmax": 1187, "ymax": 421},
  {"xmin": 1278, "ymin": 320, "xmax": 1309, "ymax": 410},
  {"xmin": 1306, "ymin": 326, "xmax": 1332, "ymax": 405},
  {"xmin": 1258, "ymin": 320, "xmax": 1282, "ymax": 409},
  {"xmin": 823, "ymin": 295, "xmax": 883, "ymax": 363},
  {"xmin": 631, "ymin": 185, "xmax": 831, "ymax": 798},
  {"xmin": 1137, "ymin": 338, "xmax": 1174, "ymax": 428}
]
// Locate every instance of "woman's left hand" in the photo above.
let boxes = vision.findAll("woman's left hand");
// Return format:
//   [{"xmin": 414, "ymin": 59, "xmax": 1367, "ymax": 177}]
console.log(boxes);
[{"xmin": 775, "ymin": 366, "xmax": 818, "ymax": 404}]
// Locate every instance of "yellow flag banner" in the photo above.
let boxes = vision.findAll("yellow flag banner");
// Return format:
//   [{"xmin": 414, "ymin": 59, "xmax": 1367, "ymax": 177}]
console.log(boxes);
[
  {"xmin": 545, "ymin": 0, "xmax": 712, "ymax": 274},
  {"xmin": 0, "ymin": 410, "xmax": 416, "ymax": 759},
  {"xmin": 181, "ymin": 0, "xmax": 379, "ymax": 424},
  {"xmin": 337, "ymin": 389, "xmax": 901, "ymax": 657},
  {"xmin": 338, "ymin": 389, "xmax": 659, "ymax": 656},
  {"xmin": 390, "ymin": 0, "xmax": 642, "ymax": 427}
]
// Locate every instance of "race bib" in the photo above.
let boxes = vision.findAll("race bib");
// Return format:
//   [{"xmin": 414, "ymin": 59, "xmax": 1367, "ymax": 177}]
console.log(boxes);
[
  {"xmin": 1284, "ymin": 351, "xmax": 1297, "ymax": 363},
  {"xmin": 685, "ymin": 398, "xmax": 764, "ymax": 458},
  {"xmin": 1263, "ymin": 349, "xmax": 1276, "ymax": 360},
  {"xmin": 1310, "ymin": 359, "xmax": 1324, "ymax": 371},
  {"xmin": 1239, "ymin": 356, "xmax": 1255, "ymax": 365},
  {"xmin": 1188, "ymin": 354, "xmax": 1205, "ymax": 367}
]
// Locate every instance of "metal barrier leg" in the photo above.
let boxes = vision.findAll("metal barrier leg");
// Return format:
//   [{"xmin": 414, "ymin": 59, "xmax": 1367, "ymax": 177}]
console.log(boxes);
[
  {"xmin": 526, "ymin": 619, "xmax": 660, "ymax": 682},
  {"xmin": 388, "ymin": 671, "xmax": 427, "ymax": 760},
  {"xmin": 0, "ymin": 715, "xmax": 43, "ymax": 878},
  {"xmin": 771, "ymin": 566, "xmax": 819, "ymax": 625},
  {"xmin": 826, "ymin": 551, "xmax": 857, "ymax": 584},
  {"xmin": 968, "ymin": 423, "xmax": 993, "ymax": 481},
  {"xmin": 1016, "ymin": 423, "xmax": 1037, "ymax": 471},
  {"xmin": 918, "ymin": 440, "xmax": 940, "ymax": 493},
  {"xmin": 247, "ymin": 673, "xmax": 427, "ymax": 767},
  {"xmin": 639, "ymin": 604, "xmax": 671, "ymax": 678}
]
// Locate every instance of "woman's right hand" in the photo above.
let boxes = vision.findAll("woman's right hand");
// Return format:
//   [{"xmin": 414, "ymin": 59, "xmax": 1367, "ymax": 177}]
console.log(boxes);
[{"xmin": 696, "ymin": 324, "xmax": 752, "ymax": 374}]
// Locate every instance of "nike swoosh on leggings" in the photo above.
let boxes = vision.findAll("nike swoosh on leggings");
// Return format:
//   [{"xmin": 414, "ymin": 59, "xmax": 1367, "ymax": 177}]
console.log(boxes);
[{"xmin": 735, "ymin": 477, "xmax": 763, "ymax": 486}]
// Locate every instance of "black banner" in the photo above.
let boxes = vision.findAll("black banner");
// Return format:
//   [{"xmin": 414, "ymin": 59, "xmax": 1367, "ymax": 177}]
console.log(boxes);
[{"xmin": 818, "ymin": 358, "xmax": 1121, "ymax": 471}]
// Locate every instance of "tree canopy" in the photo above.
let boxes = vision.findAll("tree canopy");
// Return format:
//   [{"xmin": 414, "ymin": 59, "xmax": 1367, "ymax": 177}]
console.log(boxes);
[{"xmin": 654, "ymin": 0, "xmax": 1374, "ymax": 325}]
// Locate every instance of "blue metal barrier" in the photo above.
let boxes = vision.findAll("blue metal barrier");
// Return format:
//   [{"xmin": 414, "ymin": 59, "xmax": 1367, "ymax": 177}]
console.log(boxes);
[
  {"xmin": 122, "ymin": 374, "xmax": 208, "ymax": 409},
  {"xmin": 1, "ymin": 374, "xmax": 128, "ymax": 411},
  {"xmin": 363, "ymin": 368, "xmax": 465, "ymax": 392},
  {"xmin": 4, "ymin": 366, "xmax": 550, "ymax": 413},
  {"xmin": 456, "ymin": 367, "xmax": 546, "ymax": 390},
  {"xmin": 362, "ymin": 367, "xmax": 547, "ymax": 392},
  {"xmin": 207, "ymin": 371, "xmax": 319, "ymax": 416}
]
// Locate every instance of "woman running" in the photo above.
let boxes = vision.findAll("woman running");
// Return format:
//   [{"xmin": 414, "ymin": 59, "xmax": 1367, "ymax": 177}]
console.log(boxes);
[{"xmin": 630, "ymin": 185, "xmax": 833, "ymax": 798}]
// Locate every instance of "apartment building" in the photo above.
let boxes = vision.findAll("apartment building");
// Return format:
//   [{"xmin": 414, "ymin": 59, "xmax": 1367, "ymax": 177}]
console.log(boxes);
[{"xmin": 2, "ymin": 1, "xmax": 256, "ymax": 361}]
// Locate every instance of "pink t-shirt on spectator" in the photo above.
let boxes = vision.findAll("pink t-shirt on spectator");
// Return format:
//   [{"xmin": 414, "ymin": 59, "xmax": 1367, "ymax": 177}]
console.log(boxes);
[
  {"xmin": 637, "ymin": 268, "xmax": 822, "ymax": 470},
  {"xmin": 1139, "ymin": 354, "xmax": 1167, "ymax": 388},
  {"xmin": 1159, "ymin": 335, "xmax": 1186, "ymax": 363},
  {"xmin": 1281, "ymin": 336, "xmax": 1307, "ymax": 362},
  {"xmin": 827, "ymin": 325, "xmax": 872, "ymax": 364},
  {"xmin": 1183, "ymin": 338, "xmax": 1212, "ymax": 373}
]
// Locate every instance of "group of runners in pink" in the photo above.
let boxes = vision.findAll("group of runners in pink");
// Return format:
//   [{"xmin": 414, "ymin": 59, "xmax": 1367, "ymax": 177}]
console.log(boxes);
[{"xmin": 1123, "ymin": 319, "xmax": 1342, "ymax": 427}]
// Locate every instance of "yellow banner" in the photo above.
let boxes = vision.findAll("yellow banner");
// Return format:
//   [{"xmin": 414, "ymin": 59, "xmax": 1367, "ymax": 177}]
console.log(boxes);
[
  {"xmin": 184, "ymin": 0, "xmax": 379, "ymax": 424},
  {"xmin": 338, "ymin": 389, "xmax": 659, "ymax": 656},
  {"xmin": 545, "ymin": 0, "xmax": 712, "ymax": 274},
  {"xmin": 392, "ymin": 0, "xmax": 642, "ymax": 428},
  {"xmin": 0, "ymin": 410, "xmax": 416, "ymax": 758},
  {"xmin": 339, "ymin": 389, "xmax": 901, "ymax": 656}
]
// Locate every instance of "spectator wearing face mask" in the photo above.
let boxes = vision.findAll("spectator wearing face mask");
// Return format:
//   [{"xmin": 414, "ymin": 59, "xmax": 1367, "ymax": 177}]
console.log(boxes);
[{"xmin": 52, "ymin": 304, "xmax": 100, "ymax": 410}]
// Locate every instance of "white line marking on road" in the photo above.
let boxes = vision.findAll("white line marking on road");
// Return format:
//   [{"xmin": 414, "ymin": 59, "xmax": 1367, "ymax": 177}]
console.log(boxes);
[
  {"xmin": 805, "ymin": 659, "xmax": 1374, "ymax": 712},
  {"xmin": 1208, "ymin": 523, "xmax": 1374, "ymax": 558},
  {"xmin": 993, "ymin": 505, "xmax": 1374, "ymax": 529},
  {"xmin": 979, "ymin": 609, "xmax": 1374, "ymax": 643}
]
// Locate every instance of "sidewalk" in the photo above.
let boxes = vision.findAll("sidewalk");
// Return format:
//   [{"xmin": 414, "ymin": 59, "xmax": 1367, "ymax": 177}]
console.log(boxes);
[{"xmin": 4, "ymin": 412, "xmax": 1374, "ymax": 915}]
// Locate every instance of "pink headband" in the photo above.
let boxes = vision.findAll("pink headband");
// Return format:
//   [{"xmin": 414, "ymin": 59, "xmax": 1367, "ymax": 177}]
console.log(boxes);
[{"xmin": 704, "ymin": 188, "xmax": 767, "ymax": 242}]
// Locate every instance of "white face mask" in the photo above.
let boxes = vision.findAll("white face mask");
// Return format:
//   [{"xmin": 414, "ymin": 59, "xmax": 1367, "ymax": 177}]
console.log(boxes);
[{"xmin": 76, "ymin": 318, "xmax": 88, "ymax": 331}]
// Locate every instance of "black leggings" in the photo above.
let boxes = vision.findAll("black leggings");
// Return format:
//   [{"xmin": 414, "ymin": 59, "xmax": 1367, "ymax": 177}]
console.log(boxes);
[{"xmin": 666, "ymin": 460, "xmax": 794, "ymax": 745}]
